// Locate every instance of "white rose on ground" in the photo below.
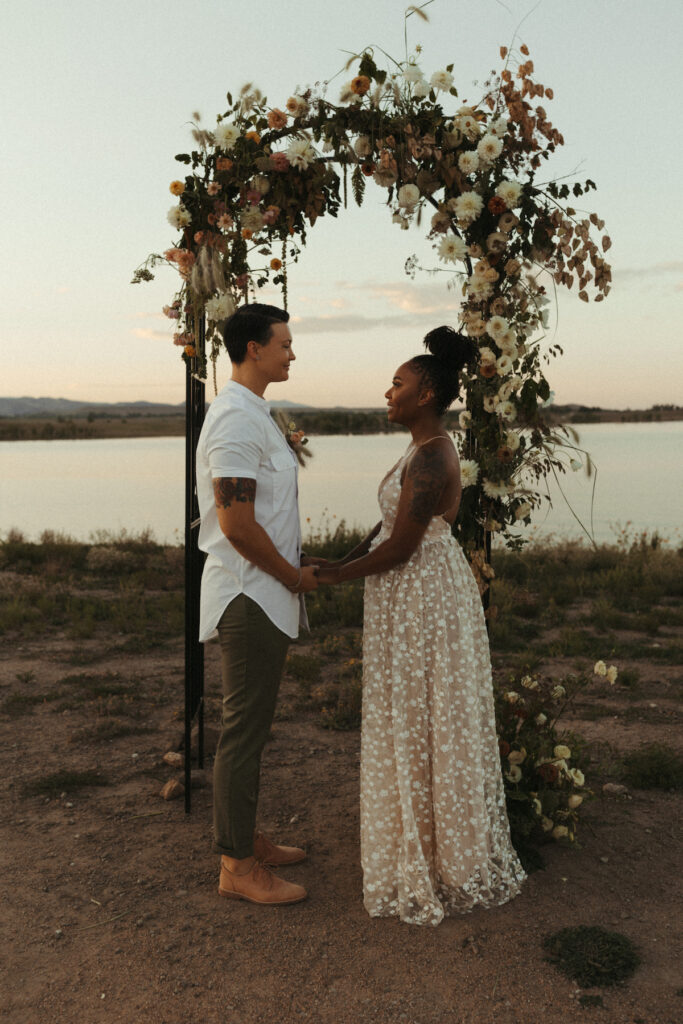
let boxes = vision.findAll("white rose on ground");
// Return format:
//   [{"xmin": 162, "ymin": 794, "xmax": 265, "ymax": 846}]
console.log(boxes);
[
  {"xmin": 606, "ymin": 665, "xmax": 618, "ymax": 684},
  {"xmin": 552, "ymin": 825, "xmax": 569, "ymax": 840},
  {"xmin": 286, "ymin": 137, "xmax": 317, "ymax": 170},
  {"xmin": 508, "ymin": 748, "xmax": 526, "ymax": 765},
  {"xmin": 205, "ymin": 291, "xmax": 235, "ymax": 321},
  {"xmin": 398, "ymin": 183, "xmax": 420, "ymax": 209},
  {"xmin": 535, "ymin": 712, "xmax": 547, "ymax": 725},
  {"xmin": 167, "ymin": 204, "xmax": 191, "ymax": 230},
  {"xmin": 594, "ymin": 660, "xmax": 607, "ymax": 676},
  {"xmin": 554, "ymin": 745, "xmax": 571, "ymax": 760},
  {"xmin": 477, "ymin": 134, "xmax": 503, "ymax": 163},
  {"xmin": 458, "ymin": 410, "xmax": 472, "ymax": 430},
  {"xmin": 437, "ymin": 235, "xmax": 468, "ymax": 263},
  {"xmin": 459, "ymin": 459, "xmax": 479, "ymax": 488},
  {"xmin": 458, "ymin": 150, "xmax": 479, "ymax": 174},
  {"xmin": 214, "ymin": 122, "xmax": 241, "ymax": 151},
  {"xmin": 430, "ymin": 69, "xmax": 454, "ymax": 92},
  {"xmin": 552, "ymin": 684, "xmax": 566, "ymax": 699},
  {"xmin": 495, "ymin": 180, "xmax": 523, "ymax": 209},
  {"xmin": 505, "ymin": 765, "xmax": 522, "ymax": 783},
  {"xmin": 568, "ymin": 768, "xmax": 585, "ymax": 787},
  {"xmin": 568, "ymin": 794, "xmax": 584, "ymax": 809},
  {"xmin": 504, "ymin": 690, "xmax": 520, "ymax": 703},
  {"xmin": 521, "ymin": 675, "xmax": 538, "ymax": 689}
]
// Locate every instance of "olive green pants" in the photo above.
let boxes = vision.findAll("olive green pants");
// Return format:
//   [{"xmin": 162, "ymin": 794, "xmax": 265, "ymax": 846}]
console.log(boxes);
[{"xmin": 212, "ymin": 594, "xmax": 290, "ymax": 858}]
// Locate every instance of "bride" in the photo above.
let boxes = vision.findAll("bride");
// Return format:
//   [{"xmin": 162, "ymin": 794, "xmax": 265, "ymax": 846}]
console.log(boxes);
[{"xmin": 317, "ymin": 326, "xmax": 526, "ymax": 925}]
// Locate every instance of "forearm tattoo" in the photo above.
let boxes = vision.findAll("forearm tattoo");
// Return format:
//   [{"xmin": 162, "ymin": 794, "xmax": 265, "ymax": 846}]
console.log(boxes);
[
  {"xmin": 213, "ymin": 477, "xmax": 256, "ymax": 509},
  {"xmin": 408, "ymin": 448, "xmax": 446, "ymax": 524}
]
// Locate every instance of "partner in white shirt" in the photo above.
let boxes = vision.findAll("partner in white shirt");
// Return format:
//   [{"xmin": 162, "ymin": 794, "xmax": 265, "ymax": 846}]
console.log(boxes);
[{"xmin": 195, "ymin": 303, "xmax": 319, "ymax": 908}]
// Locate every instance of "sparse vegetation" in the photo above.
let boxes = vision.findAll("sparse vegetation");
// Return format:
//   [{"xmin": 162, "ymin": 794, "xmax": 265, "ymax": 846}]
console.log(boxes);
[{"xmin": 544, "ymin": 925, "xmax": 640, "ymax": 988}]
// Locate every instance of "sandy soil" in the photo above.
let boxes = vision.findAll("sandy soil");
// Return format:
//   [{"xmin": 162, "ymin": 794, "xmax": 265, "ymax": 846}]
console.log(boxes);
[{"xmin": 1, "ymin": 618, "xmax": 681, "ymax": 1024}]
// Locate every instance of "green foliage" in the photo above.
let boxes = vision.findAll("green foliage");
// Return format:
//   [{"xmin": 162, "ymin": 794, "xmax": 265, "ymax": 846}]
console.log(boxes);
[
  {"xmin": 620, "ymin": 743, "xmax": 683, "ymax": 790},
  {"xmin": 285, "ymin": 653, "xmax": 322, "ymax": 683},
  {"xmin": 544, "ymin": 925, "xmax": 640, "ymax": 988},
  {"xmin": 351, "ymin": 165, "xmax": 365, "ymax": 206}
]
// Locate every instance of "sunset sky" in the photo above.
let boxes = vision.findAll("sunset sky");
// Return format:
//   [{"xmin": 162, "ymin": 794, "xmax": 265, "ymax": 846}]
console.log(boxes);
[{"xmin": 3, "ymin": 0, "xmax": 681, "ymax": 409}]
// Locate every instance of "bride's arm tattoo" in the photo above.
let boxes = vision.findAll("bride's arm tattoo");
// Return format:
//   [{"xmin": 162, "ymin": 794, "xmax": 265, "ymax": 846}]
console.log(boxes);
[
  {"xmin": 408, "ymin": 447, "xmax": 446, "ymax": 524},
  {"xmin": 213, "ymin": 477, "xmax": 256, "ymax": 508}
]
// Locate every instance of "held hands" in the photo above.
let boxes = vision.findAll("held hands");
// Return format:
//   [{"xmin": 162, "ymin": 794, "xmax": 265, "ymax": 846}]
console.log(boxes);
[
  {"xmin": 300, "ymin": 555, "xmax": 329, "ymax": 568},
  {"xmin": 287, "ymin": 564, "xmax": 319, "ymax": 594},
  {"xmin": 316, "ymin": 565, "xmax": 341, "ymax": 586}
]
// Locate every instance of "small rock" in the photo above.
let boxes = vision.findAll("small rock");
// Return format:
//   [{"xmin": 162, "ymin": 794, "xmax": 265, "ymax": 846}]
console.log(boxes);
[
  {"xmin": 289, "ymin": 814, "xmax": 299, "ymax": 824},
  {"xmin": 600, "ymin": 856, "xmax": 609, "ymax": 863},
  {"xmin": 131, "ymin": 752, "xmax": 139, "ymax": 760},
  {"xmin": 160, "ymin": 779, "xmax": 184, "ymax": 801},
  {"xmin": 163, "ymin": 751, "xmax": 184, "ymax": 769},
  {"xmin": 55, "ymin": 929, "xmax": 63, "ymax": 939},
  {"xmin": 602, "ymin": 782, "xmax": 629, "ymax": 797}
]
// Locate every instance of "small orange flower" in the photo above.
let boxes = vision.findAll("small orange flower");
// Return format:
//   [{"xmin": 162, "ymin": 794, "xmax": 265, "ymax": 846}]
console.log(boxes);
[
  {"xmin": 480, "ymin": 363, "xmax": 497, "ymax": 379},
  {"xmin": 361, "ymin": 162, "xmax": 375, "ymax": 177},
  {"xmin": 270, "ymin": 258, "xmax": 283, "ymax": 271},
  {"xmin": 351, "ymin": 75, "xmax": 371, "ymax": 96},
  {"xmin": 169, "ymin": 180, "xmax": 185, "ymax": 196},
  {"xmin": 216, "ymin": 157, "xmax": 233, "ymax": 171},
  {"xmin": 245, "ymin": 131, "xmax": 261, "ymax": 145},
  {"xmin": 184, "ymin": 345, "xmax": 196, "ymax": 358},
  {"xmin": 487, "ymin": 196, "xmax": 507, "ymax": 215},
  {"xmin": 241, "ymin": 228, "xmax": 253, "ymax": 240}
]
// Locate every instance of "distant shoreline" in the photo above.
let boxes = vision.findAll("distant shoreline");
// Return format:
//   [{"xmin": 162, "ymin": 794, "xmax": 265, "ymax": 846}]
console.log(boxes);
[{"xmin": 0, "ymin": 407, "xmax": 680, "ymax": 441}]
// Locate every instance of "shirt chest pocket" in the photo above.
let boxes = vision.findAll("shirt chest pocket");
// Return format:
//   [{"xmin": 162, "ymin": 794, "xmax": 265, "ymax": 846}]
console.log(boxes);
[{"xmin": 268, "ymin": 449, "xmax": 296, "ymax": 507}]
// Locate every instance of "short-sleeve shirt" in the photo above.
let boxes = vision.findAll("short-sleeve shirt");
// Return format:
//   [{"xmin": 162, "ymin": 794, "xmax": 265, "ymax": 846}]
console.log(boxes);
[{"xmin": 196, "ymin": 379, "xmax": 303, "ymax": 641}]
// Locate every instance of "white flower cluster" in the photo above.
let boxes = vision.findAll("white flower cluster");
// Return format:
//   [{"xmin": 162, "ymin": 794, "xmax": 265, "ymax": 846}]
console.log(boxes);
[
  {"xmin": 594, "ymin": 660, "xmax": 618, "ymax": 684},
  {"xmin": 286, "ymin": 137, "xmax": 317, "ymax": 170},
  {"xmin": 167, "ymin": 204, "xmax": 191, "ymax": 230},
  {"xmin": 205, "ymin": 291, "xmax": 235, "ymax": 322},
  {"xmin": 214, "ymin": 122, "xmax": 241, "ymax": 151}
]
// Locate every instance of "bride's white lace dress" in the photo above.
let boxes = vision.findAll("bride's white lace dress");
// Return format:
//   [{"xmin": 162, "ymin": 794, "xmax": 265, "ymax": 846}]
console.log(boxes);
[{"xmin": 360, "ymin": 443, "xmax": 526, "ymax": 925}]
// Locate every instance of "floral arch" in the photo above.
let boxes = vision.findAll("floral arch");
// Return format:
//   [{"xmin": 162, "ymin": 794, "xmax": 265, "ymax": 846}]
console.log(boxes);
[{"xmin": 135, "ymin": 43, "xmax": 611, "ymax": 556}]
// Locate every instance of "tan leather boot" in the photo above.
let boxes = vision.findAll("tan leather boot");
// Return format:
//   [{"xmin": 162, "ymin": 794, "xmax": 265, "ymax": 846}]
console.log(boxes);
[
  {"xmin": 218, "ymin": 857, "xmax": 307, "ymax": 905},
  {"xmin": 253, "ymin": 830, "xmax": 307, "ymax": 867}
]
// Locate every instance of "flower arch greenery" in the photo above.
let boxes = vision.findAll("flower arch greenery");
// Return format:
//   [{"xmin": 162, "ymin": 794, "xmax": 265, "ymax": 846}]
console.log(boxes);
[{"xmin": 134, "ymin": 40, "xmax": 611, "ymax": 561}]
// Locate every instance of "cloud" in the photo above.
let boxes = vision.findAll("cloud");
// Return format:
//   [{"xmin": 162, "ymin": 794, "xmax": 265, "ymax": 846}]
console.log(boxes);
[
  {"xmin": 334, "ymin": 278, "xmax": 463, "ymax": 314},
  {"xmin": 132, "ymin": 327, "xmax": 172, "ymax": 340},
  {"xmin": 614, "ymin": 261, "xmax": 683, "ymax": 280},
  {"xmin": 291, "ymin": 310, "xmax": 459, "ymax": 334}
]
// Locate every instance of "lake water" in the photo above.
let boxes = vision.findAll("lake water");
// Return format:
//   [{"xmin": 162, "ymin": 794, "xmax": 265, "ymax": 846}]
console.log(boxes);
[{"xmin": 1, "ymin": 423, "xmax": 680, "ymax": 546}]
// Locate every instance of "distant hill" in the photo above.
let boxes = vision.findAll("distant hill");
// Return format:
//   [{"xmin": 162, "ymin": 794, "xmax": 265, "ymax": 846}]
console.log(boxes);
[{"xmin": 0, "ymin": 396, "xmax": 315, "ymax": 418}]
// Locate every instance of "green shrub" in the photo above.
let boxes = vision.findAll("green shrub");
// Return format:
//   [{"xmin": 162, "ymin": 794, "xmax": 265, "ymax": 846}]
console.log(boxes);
[
  {"xmin": 620, "ymin": 743, "xmax": 683, "ymax": 790},
  {"xmin": 544, "ymin": 925, "xmax": 640, "ymax": 987}
]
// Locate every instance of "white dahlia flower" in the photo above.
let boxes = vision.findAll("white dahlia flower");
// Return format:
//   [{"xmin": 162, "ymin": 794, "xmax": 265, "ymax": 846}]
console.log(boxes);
[
  {"xmin": 458, "ymin": 150, "xmax": 479, "ymax": 174},
  {"xmin": 458, "ymin": 410, "xmax": 472, "ymax": 430},
  {"xmin": 402, "ymin": 63, "xmax": 424, "ymax": 84},
  {"xmin": 287, "ymin": 137, "xmax": 317, "ymax": 169},
  {"xmin": 488, "ymin": 117, "xmax": 508, "ymax": 138},
  {"xmin": 437, "ymin": 234, "xmax": 468, "ymax": 263},
  {"xmin": 430, "ymin": 69, "xmax": 454, "ymax": 92},
  {"xmin": 167, "ymin": 204, "xmax": 191, "ymax": 230},
  {"xmin": 486, "ymin": 315, "xmax": 509, "ymax": 340},
  {"xmin": 214, "ymin": 122, "xmax": 241, "ymax": 151},
  {"xmin": 459, "ymin": 459, "xmax": 479, "ymax": 487},
  {"xmin": 482, "ymin": 478, "xmax": 508, "ymax": 498},
  {"xmin": 496, "ymin": 354, "xmax": 513, "ymax": 376},
  {"xmin": 452, "ymin": 191, "xmax": 484, "ymax": 223},
  {"xmin": 205, "ymin": 291, "xmax": 235, "ymax": 322},
  {"xmin": 498, "ymin": 400, "xmax": 517, "ymax": 421},
  {"xmin": 495, "ymin": 180, "xmax": 523, "ymax": 209},
  {"xmin": 477, "ymin": 133, "xmax": 503, "ymax": 163}
]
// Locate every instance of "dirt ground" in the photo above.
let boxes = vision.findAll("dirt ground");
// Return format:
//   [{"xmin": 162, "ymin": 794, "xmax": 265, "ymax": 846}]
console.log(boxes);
[{"xmin": 1, "ymin": 606, "xmax": 682, "ymax": 1023}]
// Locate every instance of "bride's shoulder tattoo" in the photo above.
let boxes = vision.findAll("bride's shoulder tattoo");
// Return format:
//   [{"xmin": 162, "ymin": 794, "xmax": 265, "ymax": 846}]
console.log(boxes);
[
  {"xmin": 408, "ymin": 447, "xmax": 447, "ymax": 523},
  {"xmin": 213, "ymin": 477, "xmax": 256, "ymax": 508}
]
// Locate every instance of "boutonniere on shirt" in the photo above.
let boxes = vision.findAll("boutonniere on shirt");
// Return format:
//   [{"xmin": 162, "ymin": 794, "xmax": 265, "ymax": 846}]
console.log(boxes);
[{"xmin": 273, "ymin": 410, "xmax": 313, "ymax": 467}]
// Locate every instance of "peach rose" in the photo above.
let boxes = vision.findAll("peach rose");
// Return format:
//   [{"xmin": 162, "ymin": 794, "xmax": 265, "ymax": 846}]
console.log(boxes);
[{"xmin": 267, "ymin": 108, "xmax": 288, "ymax": 130}]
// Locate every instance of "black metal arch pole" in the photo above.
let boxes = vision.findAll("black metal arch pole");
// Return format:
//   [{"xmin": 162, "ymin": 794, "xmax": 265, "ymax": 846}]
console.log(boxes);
[{"xmin": 184, "ymin": 317, "xmax": 206, "ymax": 813}]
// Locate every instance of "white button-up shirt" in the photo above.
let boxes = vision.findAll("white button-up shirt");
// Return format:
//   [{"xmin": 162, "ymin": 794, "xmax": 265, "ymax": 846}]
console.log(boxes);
[{"xmin": 196, "ymin": 379, "xmax": 304, "ymax": 641}]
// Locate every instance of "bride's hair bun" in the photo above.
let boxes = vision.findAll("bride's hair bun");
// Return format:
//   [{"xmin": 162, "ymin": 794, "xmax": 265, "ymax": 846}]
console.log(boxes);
[
  {"xmin": 423, "ymin": 325, "xmax": 476, "ymax": 375},
  {"xmin": 409, "ymin": 326, "xmax": 476, "ymax": 415}
]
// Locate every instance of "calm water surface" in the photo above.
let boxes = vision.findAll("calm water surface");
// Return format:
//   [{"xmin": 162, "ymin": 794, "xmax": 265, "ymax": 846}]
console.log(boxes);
[{"xmin": 1, "ymin": 423, "xmax": 680, "ymax": 545}]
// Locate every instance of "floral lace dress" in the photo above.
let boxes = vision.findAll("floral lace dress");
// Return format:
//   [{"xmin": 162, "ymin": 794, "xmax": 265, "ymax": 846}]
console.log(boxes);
[{"xmin": 360, "ymin": 443, "xmax": 526, "ymax": 925}]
